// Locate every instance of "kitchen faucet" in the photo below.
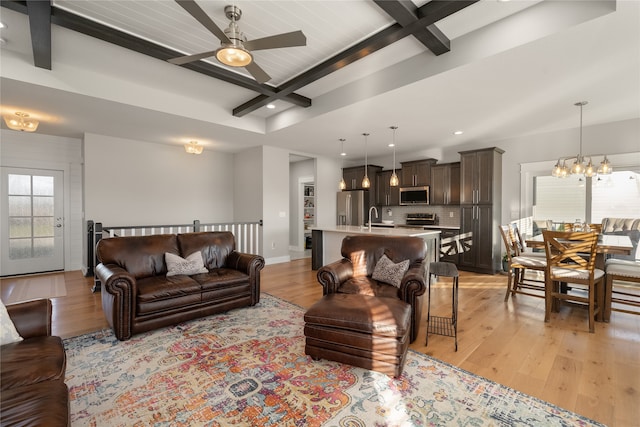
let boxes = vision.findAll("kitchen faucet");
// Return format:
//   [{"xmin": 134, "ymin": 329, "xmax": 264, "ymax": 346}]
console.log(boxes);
[{"xmin": 368, "ymin": 206, "xmax": 378, "ymax": 231}]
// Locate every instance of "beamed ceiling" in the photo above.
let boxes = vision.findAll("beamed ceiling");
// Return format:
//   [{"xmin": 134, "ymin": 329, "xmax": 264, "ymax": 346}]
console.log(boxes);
[{"xmin": 0, "ymin": 0, "xmax": 638, "ymax": 161}]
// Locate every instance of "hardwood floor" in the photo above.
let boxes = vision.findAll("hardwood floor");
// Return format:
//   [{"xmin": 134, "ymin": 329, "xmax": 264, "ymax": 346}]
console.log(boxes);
[{"xmin": 2, "ymin": 259, "xmax": 638, "ymax": 426}]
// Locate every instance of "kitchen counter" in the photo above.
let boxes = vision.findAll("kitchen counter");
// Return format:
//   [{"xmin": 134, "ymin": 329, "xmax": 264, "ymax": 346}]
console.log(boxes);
[
  {"xmin": 369, "ymin": 223, "xmax": 460, "ymax": 230},
  {"xmin": 310, "ymin": 226, "xmax": 440, "ymax": 269}
]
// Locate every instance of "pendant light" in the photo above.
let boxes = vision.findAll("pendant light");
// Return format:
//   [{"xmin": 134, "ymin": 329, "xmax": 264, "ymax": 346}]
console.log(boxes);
[
  {"xmin": 389, "ymin": 126, "xmax": 399, "ymax": 187},
  {"xmin": 338, "ymin": 138, "xmax": 347, "ymax": 190},
  {"xmin": 361, "ymin": 133, "xmax": 370, "ymax": 188}
]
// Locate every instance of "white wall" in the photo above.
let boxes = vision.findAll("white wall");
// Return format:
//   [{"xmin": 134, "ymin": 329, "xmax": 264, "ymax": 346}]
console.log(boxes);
[
  {"xmin": 262, "ymin": 146, "xmax": 290, "ymax": 264},
  {"xmin": 0, "ymin": 130, "xmax": 84, "ymax": 271},
  {"xmin": 84, "ymin": 133, "xmax": 235, "ymax": 225},
  {"xmin": 233, "ymin": 146, "xmax": 262, "ymax": 224},
  {"xmin": 315, "ymin": 156, "xmax": 341, "ymax": 228}
]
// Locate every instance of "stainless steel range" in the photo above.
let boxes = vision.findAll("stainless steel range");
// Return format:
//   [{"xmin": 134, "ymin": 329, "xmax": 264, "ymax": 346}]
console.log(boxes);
[{"xmin": 405, "ymin": 213, "xmax": 438, "ymax": 227}]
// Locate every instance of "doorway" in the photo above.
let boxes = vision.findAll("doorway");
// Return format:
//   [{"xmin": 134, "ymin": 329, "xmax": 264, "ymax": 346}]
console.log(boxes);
[{"xmin": 1, "ymin": 167, "xmax": 64, "ymax": 276}]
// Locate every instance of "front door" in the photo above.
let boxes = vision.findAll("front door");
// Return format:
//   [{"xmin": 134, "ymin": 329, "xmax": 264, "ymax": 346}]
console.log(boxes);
[{"xmin": 1, "ymin": 168, "xmax": 64, "ymax": 276}]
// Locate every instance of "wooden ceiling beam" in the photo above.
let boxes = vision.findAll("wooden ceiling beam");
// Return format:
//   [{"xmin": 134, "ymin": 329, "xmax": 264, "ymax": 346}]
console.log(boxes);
[
  {"xmin": 232, "ymin": 0, "xmax": 478, "ymax": 117},
  {"xmin": 26, "ymin": 0, "xmax": 51, "ymax": 69},
  {"xmin": 0, "ymin": 0, "xmax": 311, "ymax": 108}
]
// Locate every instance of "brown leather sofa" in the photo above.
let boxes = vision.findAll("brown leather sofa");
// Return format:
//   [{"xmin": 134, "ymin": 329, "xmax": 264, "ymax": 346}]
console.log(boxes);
[
  {"xmin": 96, "ymin": 231, "xmax": 265, "ymax": 341},
  {"xmin": 316, "ymin": 234, "xmax": 428, "ymax": 342},
  {"xmin": 1, "ymin": 299, "xmax": 69, "ymax": 426}
]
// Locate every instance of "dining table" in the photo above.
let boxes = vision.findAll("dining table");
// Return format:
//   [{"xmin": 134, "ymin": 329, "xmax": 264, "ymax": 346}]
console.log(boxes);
[
  {"xmin": 525, "ymin": 233, "xmax": 633, "ymax": 270},
  {"xmin": 525, "ymin": 232, "xmax": 634, "ymax": 322}
]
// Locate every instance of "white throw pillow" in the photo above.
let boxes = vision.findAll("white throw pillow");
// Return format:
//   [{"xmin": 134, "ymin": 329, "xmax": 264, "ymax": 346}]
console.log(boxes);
[
  {"xmin": 0, "ymin": 299, "xmax": 23, "ymax": 345},
  {"xmin": 165, "ymin": 251, "xmax": 209, "ymax": 277},
  {"xmin": 372, "ymin": 254, "xmax": 410, "ymax": 288}
]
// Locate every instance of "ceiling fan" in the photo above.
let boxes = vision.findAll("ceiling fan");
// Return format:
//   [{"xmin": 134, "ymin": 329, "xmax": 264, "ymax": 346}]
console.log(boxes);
[{"xmin": 168, "ymin": 0, "xmax": 307, "ymax": 84}]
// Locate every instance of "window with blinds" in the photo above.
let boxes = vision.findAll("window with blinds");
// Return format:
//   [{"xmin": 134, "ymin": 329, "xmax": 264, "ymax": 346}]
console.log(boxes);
[{"xmin": 533, "ymin": 170, "xmax": 640, "ymax": 224}]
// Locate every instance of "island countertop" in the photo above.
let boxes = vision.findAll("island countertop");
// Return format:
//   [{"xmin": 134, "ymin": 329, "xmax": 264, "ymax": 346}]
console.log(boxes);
[
  {"xmin": 310, "ymin": 226, "xmax": 440, "ymax": 269},
  {"xmin": 311, "ymin": 225, "xmax": 441, "ymax": 238}
]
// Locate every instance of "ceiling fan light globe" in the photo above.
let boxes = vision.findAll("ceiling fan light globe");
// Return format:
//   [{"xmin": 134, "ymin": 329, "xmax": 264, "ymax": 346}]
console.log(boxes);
[{"xmin": 216, "ymin": 47, "xmax": 252, "ymax": 67}]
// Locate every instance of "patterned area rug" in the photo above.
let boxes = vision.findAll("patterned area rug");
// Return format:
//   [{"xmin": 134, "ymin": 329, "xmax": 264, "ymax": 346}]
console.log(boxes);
[{"xmin": 64, "ymin": 294, "xmax": 603, "ymax": 426}]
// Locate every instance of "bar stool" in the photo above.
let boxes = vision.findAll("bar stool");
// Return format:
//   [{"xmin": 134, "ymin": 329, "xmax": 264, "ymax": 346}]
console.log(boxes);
[{"xmin": 426, "ymin": 261, "xmax": 459, "ymax": 351}]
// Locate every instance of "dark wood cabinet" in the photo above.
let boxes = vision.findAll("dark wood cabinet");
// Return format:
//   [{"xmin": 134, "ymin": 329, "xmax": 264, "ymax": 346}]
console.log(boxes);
[
  {"xmin": 430, "ymin": 162, "xmax": 460, "ymax": 205},
  {"xmin": 342, "ymin": 165, "xmax": 382, "ymax": 191},
  {"xmin": 460, "ymin": 150, "xmax": 497, "ymax": 205},
  {"xmin": 458, "ymin": 148, "xmax": 503, "ymax": 274},
  {"xmin": 400, "ymin": 159, "xmax": 437, "ymax": 187},
  {"xmin": 375, "ymin": 170, "xmax": 400, "ymax": 206}
]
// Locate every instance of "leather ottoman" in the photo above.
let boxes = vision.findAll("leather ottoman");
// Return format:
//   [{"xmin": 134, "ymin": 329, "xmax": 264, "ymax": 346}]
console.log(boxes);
[{"xmin": 304, "ymin": 293, "xmax": 411, "ymax": 377}]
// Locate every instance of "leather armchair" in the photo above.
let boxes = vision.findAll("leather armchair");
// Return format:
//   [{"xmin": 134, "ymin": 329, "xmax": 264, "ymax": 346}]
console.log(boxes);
[{"xmin": 316, "ymin": 234, "xmax": 428, "ymax": 342}]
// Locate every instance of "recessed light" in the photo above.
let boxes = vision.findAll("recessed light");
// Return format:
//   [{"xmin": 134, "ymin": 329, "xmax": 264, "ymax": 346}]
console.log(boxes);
[
  {"xmin": 453, "ymin": 130, "xmax": 463, "ymax": 135},
  {"xmin": 388, "ymin": 143, "xmax": 395, "ymax": 147},
  {"xmin": 266, "ymin": 104, "xmax": 275, "ymax": 109},
  {"xmin": 0, "ymin": 22, "xmax": 6, "ymax": 29}
]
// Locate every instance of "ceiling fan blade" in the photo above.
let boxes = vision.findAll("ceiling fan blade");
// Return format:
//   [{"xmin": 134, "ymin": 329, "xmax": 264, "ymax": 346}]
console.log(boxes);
[
  {"xmin": 244, "ymin": 30, "xmax": 306, "ymax": 52},
  {"xmin": 175, "ymin": 0, "xmax": 230, "ymax": 44},
  {"xmin": 168, "ymin": 50, "xmax": 217, "ymax": 65},
  {"xmin": 245, "ymin": 62, "xmax": 271, "ymax": 84}
]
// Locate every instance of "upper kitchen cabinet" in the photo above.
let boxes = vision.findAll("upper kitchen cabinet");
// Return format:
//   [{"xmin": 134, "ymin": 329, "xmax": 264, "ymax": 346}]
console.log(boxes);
[
  {"xmin": 430, "ymin": 162, "xmax": 460, "ymax": 205},
  {"xmin": 459, "ymin": 148, "xmax": 504, "ymax": 205},
  {"xmin": 400, "ymin": 159, "xmax": 437, "ymax": 187},
  {"xmin": 375, "ymin": 170, "xmax": 400, "ymax": 206},
  {"xmin": 342, "ymin": 165, "xmax": 383, "ymax": 191}
]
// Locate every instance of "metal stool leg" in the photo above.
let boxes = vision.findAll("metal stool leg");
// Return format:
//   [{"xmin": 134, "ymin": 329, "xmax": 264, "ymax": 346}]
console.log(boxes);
[{"xmin": 426, "ymin": 262, "xmax": 459, "ymax": 352}]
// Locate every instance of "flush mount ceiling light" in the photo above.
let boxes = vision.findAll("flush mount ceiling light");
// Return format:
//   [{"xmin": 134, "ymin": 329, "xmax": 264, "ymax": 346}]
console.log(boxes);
[
  {"xmin": 389, "ymin": 126, "xmax": 399, "ymax": 187},
  {"xmin": 361, "ymin": 133, "xmax": 371, "ymax": 189},
  {"xmin": 3, "ymin": 111, "xmax": 39, "ymax": 132},
  {"xmin": 184, "ymin": 140, "xmax": 204, "ymax": 154},
  {"xmin": 551, "ymin": 101, "xmax": 612, "ymax": 178}
]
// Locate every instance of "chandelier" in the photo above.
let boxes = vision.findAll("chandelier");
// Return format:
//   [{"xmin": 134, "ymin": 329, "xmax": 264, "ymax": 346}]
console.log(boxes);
[
  {"xmin": 3, "ymin": 111, "xmax": 39, "ymax": 132},
  {"xmin": 551, "ymin": 101, "xmax": 612, "ymax": 178}
]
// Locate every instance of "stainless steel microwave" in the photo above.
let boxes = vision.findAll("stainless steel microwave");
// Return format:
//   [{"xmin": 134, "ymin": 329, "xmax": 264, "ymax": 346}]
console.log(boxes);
[{"xmin": 399, "ymin": 186, "xmax": 429, "ymax": 205}]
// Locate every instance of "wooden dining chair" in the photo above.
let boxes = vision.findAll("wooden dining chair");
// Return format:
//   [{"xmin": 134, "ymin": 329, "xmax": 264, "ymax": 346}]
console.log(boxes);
[
  {"xmin": 499, "ymin": 225, "xmax": 546, "ymax": 301},
  {"xmin": 542, "ymin": 230, "xmax": 604, "ymax": 333},
  {"xmin": 604, "ymin": 259, "xmax": 640, "ymax": 320},
  {"xmin": 588, "ymin": 223, "xmax": 603, "ymax": 234}
]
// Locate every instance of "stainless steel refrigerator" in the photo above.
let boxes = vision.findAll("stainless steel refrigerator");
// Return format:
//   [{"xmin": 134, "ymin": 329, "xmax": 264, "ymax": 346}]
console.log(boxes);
[{"xmin": 336, "ymin": 190, "xmax": 368, "ymax": 226}]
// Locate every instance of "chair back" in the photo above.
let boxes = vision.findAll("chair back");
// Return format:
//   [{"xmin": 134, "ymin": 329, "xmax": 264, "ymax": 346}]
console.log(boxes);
[
  {"xmin": 542, "ymin": 230, "xmax": 598, "ymax": 275},
  {"xmin": 511, "ymin": 224, "xmax": 527, "ymax": 254},
  {"xmin": 499, "ymin": 225, "xmax": 518, "ymax": 261},
  {"xmin": 588, "ymin": 223, "xmax": 603, "ymax": 234}
]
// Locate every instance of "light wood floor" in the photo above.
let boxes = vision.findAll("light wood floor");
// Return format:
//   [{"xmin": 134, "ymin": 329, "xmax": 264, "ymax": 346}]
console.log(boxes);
[{"xmin": 2, "ymin": 259, "xmax": 638, "ymax": 426}]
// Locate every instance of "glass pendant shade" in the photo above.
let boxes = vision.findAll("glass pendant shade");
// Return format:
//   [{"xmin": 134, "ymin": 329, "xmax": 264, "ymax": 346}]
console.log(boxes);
[
  {"xmin": 362, "ymin": 175, "xmax": 370, "ymax": 188},
  {"xmin": 570, "ymin": 156, "xmax": 585, "ymax": 175},
  {"xmin": 390, "ymin": 172, "xmax": 399, "ymax": 187},
  {"xmin": 598, "ymin": 156, "xmax": 612, "ymax": 175},
  {"xmin": 339, "ymin": 177, "xmax": 346, "ymax": 190},
  {"xmin": 584, "ymin": 159, "xmax": 596, "ymax": 177}
]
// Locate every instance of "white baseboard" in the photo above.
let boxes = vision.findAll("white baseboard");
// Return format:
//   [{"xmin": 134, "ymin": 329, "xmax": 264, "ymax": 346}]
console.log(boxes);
[{"xmin": 265, "ymin": 255, "xmax": 292, "ymax": 265}]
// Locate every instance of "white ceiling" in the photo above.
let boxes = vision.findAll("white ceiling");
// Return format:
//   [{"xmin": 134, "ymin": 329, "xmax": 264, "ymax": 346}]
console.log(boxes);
[{"xmin": 0, "ymin": 0, "xmax": 638, "ymax": 164}]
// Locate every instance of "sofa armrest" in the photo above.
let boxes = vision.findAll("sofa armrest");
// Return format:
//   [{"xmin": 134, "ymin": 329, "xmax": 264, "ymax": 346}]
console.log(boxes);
[
  {"xmin": 226, "ymin": 251, "xmax": 265, "ymax": 305},
  {"xmin": 317, "ymin": 259, "xmax": 354, "ymax": 295},
  {"xmin": 226, "ymin": 251, "xmax": 265, "ymax": 275},
  {"xmin": 95, "ymin": 263, "xmax": 136, "ymax": 340},
  {"xmin": 399, "ymin": 262, "xmax": 428, "ymax": 300},
  {"xmin": 6, "ymin": 299, "xmax": 52, "ymax": 339}
]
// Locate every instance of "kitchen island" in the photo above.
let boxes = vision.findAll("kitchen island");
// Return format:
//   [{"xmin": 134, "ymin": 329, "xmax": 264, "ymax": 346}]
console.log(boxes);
[{"xmin": 311, "ymin": 225, "xmax": 440, "ymax": 270}]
